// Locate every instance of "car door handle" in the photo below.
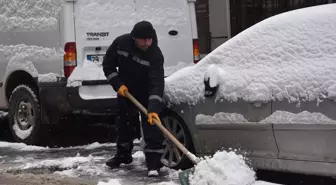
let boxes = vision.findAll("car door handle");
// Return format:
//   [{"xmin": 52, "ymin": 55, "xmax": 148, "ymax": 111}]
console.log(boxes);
[
  {"xmin": 168, "ymin": 30, "xmax": 178, "ymax": 36},
  {"xmin": 250, "ymin": 101, "xmax": 267, "ymax": 108}
]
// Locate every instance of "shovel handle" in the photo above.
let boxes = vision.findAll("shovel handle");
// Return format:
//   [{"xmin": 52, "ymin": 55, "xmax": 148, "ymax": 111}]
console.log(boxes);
[{"xmin": 125, "ymin": 91, "xmax": 199, "ymax": 165}]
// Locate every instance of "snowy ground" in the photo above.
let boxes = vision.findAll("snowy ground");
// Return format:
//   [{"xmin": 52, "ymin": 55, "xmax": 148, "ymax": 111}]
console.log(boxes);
[{"xmin": 0, "ymin": 140, "xmax": 281, "ymax": 185}]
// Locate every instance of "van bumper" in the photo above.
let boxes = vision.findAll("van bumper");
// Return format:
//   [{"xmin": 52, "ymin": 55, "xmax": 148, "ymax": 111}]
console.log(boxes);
[{"xmin": 38, "ymin": 78, "xmax": 119, "ymax": 124}]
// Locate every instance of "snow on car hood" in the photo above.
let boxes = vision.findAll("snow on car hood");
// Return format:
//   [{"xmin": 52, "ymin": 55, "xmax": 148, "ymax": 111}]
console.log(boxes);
[{"xmin": 164, "ymin": 4, "xmax": 336, "ymax": 105}]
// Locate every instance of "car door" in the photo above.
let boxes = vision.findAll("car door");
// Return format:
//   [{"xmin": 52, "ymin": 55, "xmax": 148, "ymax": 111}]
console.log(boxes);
[
  {"xmin": 272, "ymin": 98, "xmax": 336, "ymax": 163},
  {"xmin": 192, "ymin": 95, "xmax": 278, "ymax": 159},
  {"xmin": 0, "ymin": 34, "xmax": 7, "ymax": 108}
]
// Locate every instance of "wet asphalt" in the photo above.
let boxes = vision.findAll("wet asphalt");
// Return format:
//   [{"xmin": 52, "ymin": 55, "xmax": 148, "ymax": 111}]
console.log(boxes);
[{"xmin": 1, "ymin": 115, "xmax": 336, "ymax": 185}]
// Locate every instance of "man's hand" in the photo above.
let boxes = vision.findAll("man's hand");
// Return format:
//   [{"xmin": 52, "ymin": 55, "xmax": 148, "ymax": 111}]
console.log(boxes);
[
  {"xmin": 148, "ymin": 112, "xmax": 161, "ymax": 125},
  {"xmin": 117, "ymin": 85, "xmax": 128, "ymax": 97}
]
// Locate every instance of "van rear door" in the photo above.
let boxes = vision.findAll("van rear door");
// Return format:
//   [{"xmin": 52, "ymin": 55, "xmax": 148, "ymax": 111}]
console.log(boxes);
[
  {"xmin": 134, "ymin": 0, "xmax": 195, "ymax": 71},
  {"xmin": 73, "ymin": 0, "xmax": 137, "ymax": 68},
  {"xmin": 73, "ymin": 0, "xmax": 196, "ymax": 74}
]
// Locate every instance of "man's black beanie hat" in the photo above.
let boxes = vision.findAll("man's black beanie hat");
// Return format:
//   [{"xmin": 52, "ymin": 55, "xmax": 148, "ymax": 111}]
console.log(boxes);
[{"xmin": 131, "ymin": 20, "xmax": 155, "ymax": 39}]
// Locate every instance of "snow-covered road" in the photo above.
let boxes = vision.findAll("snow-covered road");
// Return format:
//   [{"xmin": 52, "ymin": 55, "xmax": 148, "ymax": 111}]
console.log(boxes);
[{"xmin": 0, "ymin": 141, "xmax": 280, "ymax": 185}]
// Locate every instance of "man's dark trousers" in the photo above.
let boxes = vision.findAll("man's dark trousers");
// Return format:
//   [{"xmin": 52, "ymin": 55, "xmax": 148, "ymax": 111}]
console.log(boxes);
[{"xmin": 115, "ymin": 94, "xmax": 165, "ymax": 170}]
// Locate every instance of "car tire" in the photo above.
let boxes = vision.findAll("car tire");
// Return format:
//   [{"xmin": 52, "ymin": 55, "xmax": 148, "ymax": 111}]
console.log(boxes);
[
  {"xmin": 159, "ymin": 109, "xmax": 195, "ymax": 170},
  {"xmin": 8, "ymin": 85, "xmax": 43, "ymax": 145}
]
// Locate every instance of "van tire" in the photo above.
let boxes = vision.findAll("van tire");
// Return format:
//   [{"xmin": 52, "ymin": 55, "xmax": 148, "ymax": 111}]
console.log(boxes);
[{"xmin": 8, "ymin": 85, "xmax": 43, "ymax": 145}]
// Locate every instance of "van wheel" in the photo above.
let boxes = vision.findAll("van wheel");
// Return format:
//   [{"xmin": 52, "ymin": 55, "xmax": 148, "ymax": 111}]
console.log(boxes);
[
  {"xmin": 160, "ymin": 110, "xmax": 194, "ymax": 170},
  {"xmin": 8, "ymin": 85, "xmax": 42, "ymax": 145}
]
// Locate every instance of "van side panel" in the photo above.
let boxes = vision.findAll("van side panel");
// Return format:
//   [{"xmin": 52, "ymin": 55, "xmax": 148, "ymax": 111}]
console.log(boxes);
[{"xmin": 0, "ymin": 1, "xmax": 63, "ymax": 109}]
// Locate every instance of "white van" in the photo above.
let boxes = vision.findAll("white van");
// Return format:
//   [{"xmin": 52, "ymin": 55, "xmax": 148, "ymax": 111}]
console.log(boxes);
[{"xmin": 0, "ymin": 0, "xmax": 199, "ymax": 144}]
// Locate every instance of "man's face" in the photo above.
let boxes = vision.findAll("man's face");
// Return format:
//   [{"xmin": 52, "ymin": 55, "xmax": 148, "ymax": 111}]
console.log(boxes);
[{"xmin": 135, "ymin": 38, "xmax": 153, "ymax": 51}]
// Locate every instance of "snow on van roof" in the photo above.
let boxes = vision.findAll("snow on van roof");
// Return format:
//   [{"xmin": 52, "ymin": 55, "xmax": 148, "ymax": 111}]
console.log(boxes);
[
  {"xmin": 74, "ymin": 0, "xmax": 189, "ymax": 31},
  {"xmin": 164, "ymin": 4, "xmax": 336, "ymax": 105},
  {"xmin": 0, "ymin": 0, "xmax": 61, "ymax": 32}
]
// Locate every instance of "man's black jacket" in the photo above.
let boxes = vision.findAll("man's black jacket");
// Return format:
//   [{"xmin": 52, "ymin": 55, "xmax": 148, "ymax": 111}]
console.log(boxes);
[{"xmin": 102, "ymin": 33, "xmax": 164, "ymax": 114}]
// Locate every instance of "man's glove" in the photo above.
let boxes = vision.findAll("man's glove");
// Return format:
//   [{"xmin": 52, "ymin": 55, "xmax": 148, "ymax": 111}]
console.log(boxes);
[
  {"xmin": 148, "ymin": 112, "xmax": 161, "ymax": 125},
  {"xmin": 117, "ymin": 85, "xmax": 128, "ymax": 97}
]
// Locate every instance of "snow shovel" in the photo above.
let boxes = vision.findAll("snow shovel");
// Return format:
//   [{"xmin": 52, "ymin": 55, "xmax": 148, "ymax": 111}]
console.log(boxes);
[{"xmin": 125, "ymin": 91, "xmax": 200, "ymax": 184}]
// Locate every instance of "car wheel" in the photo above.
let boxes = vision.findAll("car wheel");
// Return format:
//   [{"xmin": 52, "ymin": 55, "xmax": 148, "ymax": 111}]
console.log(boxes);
[
  {"xmin": 160, "ymin": 110, "xmax": 194, "ymax": 170},
  {"xmin": 8, "ymin": 85, "xmax": 42, "ymax": 145}
]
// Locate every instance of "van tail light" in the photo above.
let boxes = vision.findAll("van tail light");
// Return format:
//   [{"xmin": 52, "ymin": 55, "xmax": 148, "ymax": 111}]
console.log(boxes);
[
  {"xmin": 64, "ymin": 42, "xmax": 77, "ymax": 78},
  {"xmin": 193, "ymin": 39, "xmax": 200, "ymax": 64}
]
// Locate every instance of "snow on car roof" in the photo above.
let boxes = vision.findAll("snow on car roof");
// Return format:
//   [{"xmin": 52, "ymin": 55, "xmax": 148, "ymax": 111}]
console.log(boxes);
[{"xmin": 164, "ymin": 4, "xmax": 336, "ymax": 105}]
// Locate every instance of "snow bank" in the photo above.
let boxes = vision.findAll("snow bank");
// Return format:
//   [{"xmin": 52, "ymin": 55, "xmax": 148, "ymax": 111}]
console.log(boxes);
[
  {"xmin": 165, "ymin": 4, "xmax": 336, "ymax": 104},
  {"xmin": 196, "ymin": 111, "xmax": 336, "ymax": 125},
  {"xmin": 0, "ymin": 0, "xmax": 61, "ymax": 32},
  {"xmin": 189, "ymin": 151, "xmax": 256, "ymax": 185},
  {"xmin": 20, "ymin": 154, "xmax": 104, "ymax": 170},
  {"xmin": 0, "ymin": 141, "xmax": 48, "ymax": 151},
  {"xmin": 0, "ymin": 141, "xmax": 116, "ymax": 151}
]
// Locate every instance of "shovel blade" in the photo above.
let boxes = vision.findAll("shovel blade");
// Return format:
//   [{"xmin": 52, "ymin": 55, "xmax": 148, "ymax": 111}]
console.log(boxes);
[{"xmin": 178, "ymin": 167, "xmax": 195, "ymax": 185}]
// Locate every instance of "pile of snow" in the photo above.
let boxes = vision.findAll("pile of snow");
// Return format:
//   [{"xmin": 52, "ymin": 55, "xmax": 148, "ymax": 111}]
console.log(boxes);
[
  {"xmin": 189, "ymin": 151, "xmax": 256, "ymax": 185},
  {"xmin": 196, "ymin": 110, "xmax": 336, "ymax": 125},
  {"xmin": 0, "ymin": 0, "xmax": 61, "ymax": 32},
  {"xmin": 67, "ymin": 60, "xmax": 106, "ymax": 87},
  {"xmin": 165, "ymin": 4, "xmax": 336, "ymax": 105}
]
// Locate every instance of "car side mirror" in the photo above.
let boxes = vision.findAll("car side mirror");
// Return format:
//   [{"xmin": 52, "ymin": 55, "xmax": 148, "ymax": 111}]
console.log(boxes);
[{"xmin": 204, "ymin": 77, "xmax": 219, "ymax": 97}]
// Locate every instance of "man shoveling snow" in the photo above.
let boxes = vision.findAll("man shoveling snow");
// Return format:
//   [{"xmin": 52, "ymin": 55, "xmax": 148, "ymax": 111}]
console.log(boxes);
[{"xmin": 102, "ymin": 20, "xmax": 165, "ymax": 177}]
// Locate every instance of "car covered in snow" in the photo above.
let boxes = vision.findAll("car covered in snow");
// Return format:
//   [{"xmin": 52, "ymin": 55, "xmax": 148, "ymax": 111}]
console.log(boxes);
[
  {"xmin": 160, "ymin": 4, "xmax": 336, "ymax": 177},
  {"xmin": 0, "ymin": 0, "xmax": 199, "ymax": 145}
]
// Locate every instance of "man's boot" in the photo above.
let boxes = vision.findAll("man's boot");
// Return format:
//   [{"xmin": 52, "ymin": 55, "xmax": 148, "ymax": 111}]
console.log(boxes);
[
  {"xmin": 106, "ymin": 153, "xmax": 133, "ymax": 168},
  {"xmin": 106, "ymin": 141, "xmax": 134, "ymax": 169},
  {"xmin": 145, "ymin": 152, "xmax": 163, "ymax": 177}
]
